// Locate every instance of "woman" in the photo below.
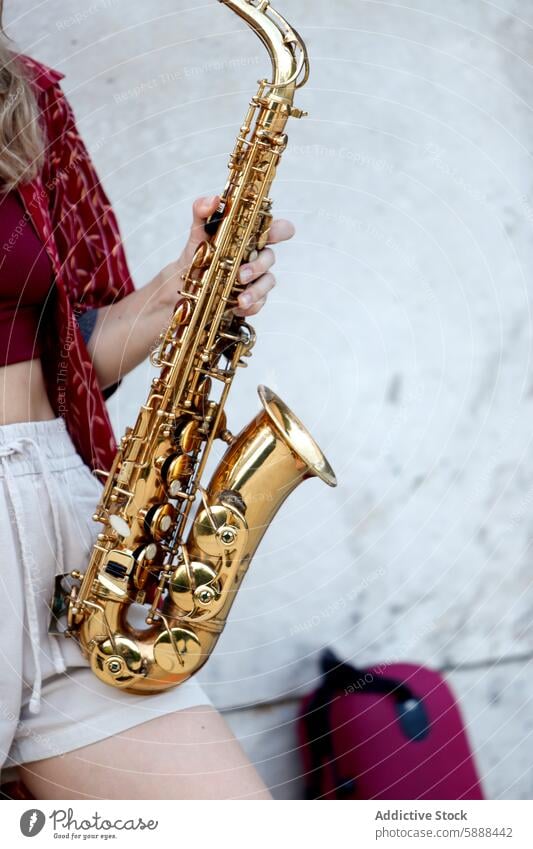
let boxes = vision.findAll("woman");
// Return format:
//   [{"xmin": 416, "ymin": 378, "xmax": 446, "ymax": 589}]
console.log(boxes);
[{"xmin": 0, "ymin": 10, "xmax": 294, "ymax": 799}]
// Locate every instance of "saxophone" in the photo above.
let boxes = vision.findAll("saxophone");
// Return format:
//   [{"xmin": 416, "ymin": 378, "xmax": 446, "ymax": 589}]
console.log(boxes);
[{"xmin": 61, "ymin": 0, "xmax": 336, "ymax": 693}]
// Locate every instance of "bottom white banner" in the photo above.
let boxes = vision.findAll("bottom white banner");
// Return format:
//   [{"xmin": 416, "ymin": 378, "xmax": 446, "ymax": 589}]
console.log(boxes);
[{"xmin": 3, "ymin": 800, "xmax": 533, "ymax": 848}]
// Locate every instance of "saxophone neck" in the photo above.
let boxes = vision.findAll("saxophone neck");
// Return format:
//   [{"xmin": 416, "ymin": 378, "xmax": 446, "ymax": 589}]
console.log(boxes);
[{"xmin": 219, "ymin": 0, "xmax": 309, "ymax": 102}]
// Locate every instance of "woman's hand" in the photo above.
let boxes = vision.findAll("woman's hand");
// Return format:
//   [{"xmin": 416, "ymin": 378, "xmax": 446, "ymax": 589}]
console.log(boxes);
[
  {"xmin": 86, "ymin": 196, "xmax": 295, "ymax": 390},
  {"xmin": 157, "ymin": 195, "xmax": 296, "ymax": 317}
]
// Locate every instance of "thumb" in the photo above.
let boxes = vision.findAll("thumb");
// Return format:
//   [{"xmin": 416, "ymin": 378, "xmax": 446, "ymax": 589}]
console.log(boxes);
[
  {"xmin": 190, "ymin": 195, "xmax": 220, "ymax": 236},
  {"xmin": 182, "ymin": 195, "xmax": 221, "ymax": 268}
]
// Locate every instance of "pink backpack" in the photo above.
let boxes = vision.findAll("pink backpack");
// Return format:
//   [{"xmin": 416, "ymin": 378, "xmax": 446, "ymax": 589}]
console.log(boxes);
[{"xmin": 298, "ymin": 650, "xmax": 484, "ymax": 799}]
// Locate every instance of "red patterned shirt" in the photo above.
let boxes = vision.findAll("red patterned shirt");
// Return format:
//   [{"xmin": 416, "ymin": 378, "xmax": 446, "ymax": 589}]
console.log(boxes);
[{"xmin": 15, "ymin": 54, "xmax": 135, "ymax": 472}]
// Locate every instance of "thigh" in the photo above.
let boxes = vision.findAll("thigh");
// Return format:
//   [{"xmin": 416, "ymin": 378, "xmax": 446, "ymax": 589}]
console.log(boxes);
[{"xmin": 19, "ymin": 705, "xmax": 272, "ymax": 800}]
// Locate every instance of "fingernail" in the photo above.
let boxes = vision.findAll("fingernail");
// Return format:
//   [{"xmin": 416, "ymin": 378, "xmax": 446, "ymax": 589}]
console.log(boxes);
[
  {"xmin": 240, "ymin": 292, "xmax": 252, "ymax": 307},
  {"xmin": 239, "ymin": 266, "xmax": 253, "ymax": 283}
]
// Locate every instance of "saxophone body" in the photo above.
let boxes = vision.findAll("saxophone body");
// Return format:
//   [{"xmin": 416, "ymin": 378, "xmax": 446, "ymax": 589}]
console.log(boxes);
[{"xmin": 63, "ymin": 0, "xmax": 336, "ymax": 693}]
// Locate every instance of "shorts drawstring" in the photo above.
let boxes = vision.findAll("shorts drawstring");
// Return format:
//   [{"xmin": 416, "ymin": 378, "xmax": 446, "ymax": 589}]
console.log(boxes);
[{"xmin": 0, "ymin": 436, "xmax": 67, "ymax": 715}]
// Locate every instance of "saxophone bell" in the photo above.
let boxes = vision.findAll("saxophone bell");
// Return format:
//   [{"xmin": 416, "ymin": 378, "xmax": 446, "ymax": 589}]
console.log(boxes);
[{"xmin": 170, "ymin": 384, "xmax": 336, "ymax": 621}]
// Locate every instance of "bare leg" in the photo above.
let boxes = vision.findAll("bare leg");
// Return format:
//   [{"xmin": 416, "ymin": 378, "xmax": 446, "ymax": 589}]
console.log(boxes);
[{"xmin": 19, "ymin": 705, "xmax": 272, "ymax": 800}]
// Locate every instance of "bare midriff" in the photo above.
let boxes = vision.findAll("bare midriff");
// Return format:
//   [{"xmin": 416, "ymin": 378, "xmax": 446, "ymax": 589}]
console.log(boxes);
[{"xmin": 0, "ymin": 359, "xmax": 55, "ymax": 425}]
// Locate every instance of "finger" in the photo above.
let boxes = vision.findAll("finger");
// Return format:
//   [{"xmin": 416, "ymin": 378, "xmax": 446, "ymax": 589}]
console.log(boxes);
[
  {"xmin": 238, "ymin": 272, "xmax": 276, "ymax": 310},
  {"xmin": 265, "ymin": 218, "xmax": 296, "ymax": 245},
  {"xmin": 191, "ymin": 195, "xmax": 220, "ymax": 231},
  {"xmin": 239, "ymin": 247, "xmax": 275, "ymax": 284},
  {"xmin": 234, "ymin": 296, "xmax": 267, "ymax": 318}
]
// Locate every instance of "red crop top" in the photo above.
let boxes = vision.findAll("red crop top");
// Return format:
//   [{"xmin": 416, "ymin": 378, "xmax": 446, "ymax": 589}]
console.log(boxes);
[{"xmin": 0, "ymin": 190, "xmax": 54, "ymax": 365}]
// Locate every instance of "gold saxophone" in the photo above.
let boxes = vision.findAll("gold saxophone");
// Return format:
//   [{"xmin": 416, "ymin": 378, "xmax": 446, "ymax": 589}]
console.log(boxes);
[{"xmin": 60, "ymin": 0, "xmax": 336, "ymax": 693}]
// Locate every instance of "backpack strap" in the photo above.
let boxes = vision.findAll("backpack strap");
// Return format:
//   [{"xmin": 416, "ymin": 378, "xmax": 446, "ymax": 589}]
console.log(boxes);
[{"xmin": 320, "ymin": 648, "xmax": 414, "ymax": 702}]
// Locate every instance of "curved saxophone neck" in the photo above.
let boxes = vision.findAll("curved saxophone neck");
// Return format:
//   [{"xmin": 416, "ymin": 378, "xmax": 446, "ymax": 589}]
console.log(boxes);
[{"xmin": 219, "ymin": 0, "xmax": 309, "ymax": 102}]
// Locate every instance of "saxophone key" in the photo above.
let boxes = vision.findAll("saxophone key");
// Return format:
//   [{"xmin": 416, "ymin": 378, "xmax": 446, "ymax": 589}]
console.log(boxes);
[
  {"xmin": 172, "ymin": 417, "xmax": 203, "ymax": 453},
  {"xmin": 141, "ymin": 542, "xmax": 158, "ymax": 561},
  {"xmin": 190, "ymin": 377, "xmax": 212, "ymax": 411},
  {"xmin": 191, "ymin": 242, "xmax": 214, "ymax": 270},
  {"xmin": 108, "ymin": 513, "xmax": 132, "ymax": 539},
  {"xmin": 141, "ymin": 503, "xmax": 177, "ymax": 540},
  {"xmin": 153, "ymin": 626, "xmax": 202, "ymax": 673},
  {"xmin": 169, "ymin": 559, "xmax": 221, "ymax": 614},
  {"xmin": 159, "ymin": 453, "xmax": 195, "ymax": 495}
]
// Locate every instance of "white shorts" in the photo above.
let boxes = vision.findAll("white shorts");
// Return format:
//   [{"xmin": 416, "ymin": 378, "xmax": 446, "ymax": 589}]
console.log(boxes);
[{"xmin": 0, "ymin": 417, "xmax": 211, "ymax": 783}]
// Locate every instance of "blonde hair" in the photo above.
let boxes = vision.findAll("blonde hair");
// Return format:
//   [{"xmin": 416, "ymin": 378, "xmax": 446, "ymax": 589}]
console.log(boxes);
[{"xmin": 0, "ymin": 1, "xmax": 45, "ymax": 192}]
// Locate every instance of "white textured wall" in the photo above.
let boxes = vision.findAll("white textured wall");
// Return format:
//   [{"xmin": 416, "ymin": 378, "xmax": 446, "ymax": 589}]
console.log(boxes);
[{"xmin": 10, "ymin": 0, "xmax": 533, "ymax": 798}]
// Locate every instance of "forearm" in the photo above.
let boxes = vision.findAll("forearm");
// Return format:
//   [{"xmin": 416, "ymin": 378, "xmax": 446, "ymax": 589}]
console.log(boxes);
[{"xmin": 85, "ymin": 269, "xmax": 182, "ymax": 390}]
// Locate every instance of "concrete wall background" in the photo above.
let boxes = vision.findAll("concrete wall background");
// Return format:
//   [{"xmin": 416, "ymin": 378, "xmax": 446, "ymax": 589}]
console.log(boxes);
[{"xmin": 9, "ymin": 0, "xmax": 533, "ymax": 797}]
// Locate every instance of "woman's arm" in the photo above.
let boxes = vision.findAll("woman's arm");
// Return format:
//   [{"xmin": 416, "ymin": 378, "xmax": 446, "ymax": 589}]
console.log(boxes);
[{"xmin": 86, "ymin": 195, "xmax": 295, "ymax": 390}]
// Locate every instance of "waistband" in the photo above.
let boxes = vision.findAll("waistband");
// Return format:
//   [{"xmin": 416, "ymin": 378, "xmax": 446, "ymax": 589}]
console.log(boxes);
[{"xmin": 0, "ymin": 417, "xmax": 83, "ymax": 476}]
